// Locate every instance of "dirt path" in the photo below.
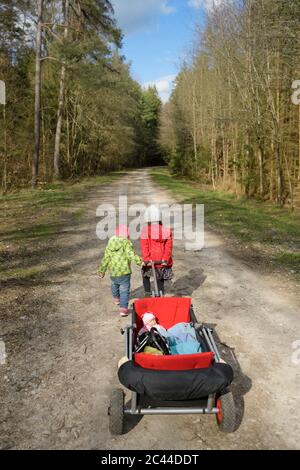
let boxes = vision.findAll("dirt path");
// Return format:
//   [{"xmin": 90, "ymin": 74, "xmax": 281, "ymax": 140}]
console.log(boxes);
[{"xmin": 1, "ymin": 169, "xmax": 299, "ymax": 450}]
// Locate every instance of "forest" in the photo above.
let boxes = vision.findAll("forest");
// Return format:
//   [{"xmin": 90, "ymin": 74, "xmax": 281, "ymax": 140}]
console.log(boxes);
[
  {"xmin": 0, "ymin": 0, "xmax": 162, "ymax": 191},
  {"xmin": 1, "ymin": 1, "xmax": 300, "ymax": 210},
  {"xmin": 160, "ymin": 0, "xmax": 300, "ymax": 208}
]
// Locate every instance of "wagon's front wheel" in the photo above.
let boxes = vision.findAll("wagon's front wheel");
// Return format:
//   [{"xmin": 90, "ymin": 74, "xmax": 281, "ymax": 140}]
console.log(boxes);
[
  {"xmin": 216, "ymin": 391, "xmax": 236, "ymax": 433},
  {"xmin": 108, "ymin": 388, "xmax": 124, "ymax": 435}
]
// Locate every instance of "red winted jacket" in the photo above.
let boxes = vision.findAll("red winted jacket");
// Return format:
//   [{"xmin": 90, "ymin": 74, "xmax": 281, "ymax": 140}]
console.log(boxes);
[{"xmin": 140, "ymin": 224, "xmax": 173, "ymax": 268}]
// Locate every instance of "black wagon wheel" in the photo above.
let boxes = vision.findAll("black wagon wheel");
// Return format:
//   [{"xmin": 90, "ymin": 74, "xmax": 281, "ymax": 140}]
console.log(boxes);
[
  {"xmin": 216, "ymin": 390, "xmax": 236, "ymax": 433},
  {"xmin": 108, "ymin": 388, "xmax": 124, "ymax": 435}
]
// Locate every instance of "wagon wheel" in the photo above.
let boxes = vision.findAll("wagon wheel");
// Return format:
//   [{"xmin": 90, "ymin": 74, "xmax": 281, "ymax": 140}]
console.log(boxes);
[
  {"xmin": 108, "ymin": 388, "xmax": 124, "ymax": 435},
  {"xmin": 216, "ymin": 390, "xmax": 236, "ymax": 433}
]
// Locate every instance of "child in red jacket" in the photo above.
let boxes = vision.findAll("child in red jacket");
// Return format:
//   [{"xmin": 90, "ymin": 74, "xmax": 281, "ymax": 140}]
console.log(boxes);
[{"xmin": 140, "ymin": 205, "xmax": 173, "ymax": 296}]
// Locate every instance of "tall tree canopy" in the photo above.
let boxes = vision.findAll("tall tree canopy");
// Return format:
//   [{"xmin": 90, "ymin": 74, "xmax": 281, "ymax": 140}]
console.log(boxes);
[
  {"xmin": 140, "ymin": 86, "xmax": 163, "ymax": 166},
  {"xmin": 160, "ymin": 0, "xmax": 300, "ymax": 207},
  {"xmin": 0, "ymin": 0, "xmax": 162, "ymax": 190}
]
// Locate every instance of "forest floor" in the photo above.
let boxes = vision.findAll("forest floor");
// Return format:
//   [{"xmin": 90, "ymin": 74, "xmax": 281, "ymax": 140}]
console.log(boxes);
[{"xmin": 0, "ymin": 168, "xmax": 300, "ymax": 450}]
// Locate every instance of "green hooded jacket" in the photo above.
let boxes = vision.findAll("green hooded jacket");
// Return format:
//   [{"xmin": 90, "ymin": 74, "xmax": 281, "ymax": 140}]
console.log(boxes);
[{"xmin": 99, "ymin": 236, "xmax": 141, "ymax": 277}]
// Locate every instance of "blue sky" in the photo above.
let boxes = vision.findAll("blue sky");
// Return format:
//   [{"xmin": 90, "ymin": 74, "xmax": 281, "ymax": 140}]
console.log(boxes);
[{"xmin": 110, "ymin": 1, "xmax": 212, "ymax": 102}]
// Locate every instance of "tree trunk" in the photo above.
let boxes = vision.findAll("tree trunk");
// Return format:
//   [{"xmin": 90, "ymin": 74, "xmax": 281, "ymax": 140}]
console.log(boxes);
[
  {"xmin": 222, "ymin": 131, "xmax": 226, "ymax": 182},
  {"xmin": 298, "ymin": 104, "xmax": 300, "ymax": 182},
  {"xmin": 32, "ymin": 0, "xmax": 44, "ymax": 188},
  {"xmin": 2, "ymin": 105, "xmax": 7, "ymax": 193},
  {"xmin": 53, "ymin": 0, "xmax": 69, "ymax": 179},
  {"xmin": 275, "ymin": 49, "xmax": 283, "ymax": 206},
  {"xmin": 192, "ymin": 81, "xmax": 198, "ymax": 173},
  {"xmin": 283, "ymin": 148, "xmax": 294, "ymax": 210},
  {"xmin": 233, "ymin": 124, "xmax": 238, "ymax": 194},
  {"xmin": 270, "ymin": 136, "xmax": 274, "ymax": 201},
  {"xmin": 275, "ymin": 138, "xmax": 283, "ymax": 206},
  {"xmin": 41, "ymin": 104, "xmax": 46, "ymax": 179},
  {"xmin": 258, "ymin": 144, "xmax": 264, "ymax": 198},
  {"xmin": 66, "ymin": 108, "xmax": 70, "ymax": 164},
  {"xmin": 211, "ymin": 136, "xmax": 216, "ymax": 189}
]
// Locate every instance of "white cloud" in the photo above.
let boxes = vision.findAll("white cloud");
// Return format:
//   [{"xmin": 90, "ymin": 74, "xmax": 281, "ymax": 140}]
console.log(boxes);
[
  {"xmin": 143, "ymin": 74, "xmax": 176, "ymax": 103},
  {"xmin": 188, "ymin": 0, "xmax": 224, "ymax": 10},
  {"xmin": 111, "ymin": 0, "xmax": 175, "ymax": 35}
]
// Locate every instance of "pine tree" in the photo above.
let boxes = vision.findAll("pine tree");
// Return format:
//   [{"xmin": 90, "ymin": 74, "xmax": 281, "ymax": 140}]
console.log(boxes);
[{"xmin": 141, "ymin": 86, "xmax": 162, "ymax": 166}]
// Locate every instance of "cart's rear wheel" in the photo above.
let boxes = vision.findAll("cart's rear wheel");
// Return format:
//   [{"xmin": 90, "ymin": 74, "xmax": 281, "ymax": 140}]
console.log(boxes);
[
  {"xmin": 216, "ymin": 391, "xmax": 236, "ymax": 433},
  {"xmin": 108, "ymin": 388, "xmax": 124, "ymax": 435}
]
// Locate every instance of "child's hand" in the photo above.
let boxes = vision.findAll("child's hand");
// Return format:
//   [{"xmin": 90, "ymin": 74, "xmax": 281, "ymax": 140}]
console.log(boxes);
[
  {"xmin": 98, "ymin": 272, "xmax": 105, "ymax": 279},
  {"xmin": 161, "ymin": 260, "xmax": 168, "ymax": 266}
]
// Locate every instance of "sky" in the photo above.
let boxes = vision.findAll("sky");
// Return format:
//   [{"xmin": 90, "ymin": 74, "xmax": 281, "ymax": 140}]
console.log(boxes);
[{"xmin": 110, "ymin": 0, "xmax": 213, "ymax": 102}]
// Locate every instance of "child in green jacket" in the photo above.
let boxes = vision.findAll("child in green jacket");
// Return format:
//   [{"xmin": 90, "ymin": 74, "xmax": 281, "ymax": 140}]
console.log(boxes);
[{"xmin": 98, "ymin": 225, "xmax": 142, "ymax": 317}]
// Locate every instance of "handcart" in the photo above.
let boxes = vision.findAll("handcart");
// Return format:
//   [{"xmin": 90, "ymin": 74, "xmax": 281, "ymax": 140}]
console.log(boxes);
[{"xmin": 108, "ymin": 262, "xmax": 236, "ymax": 434}]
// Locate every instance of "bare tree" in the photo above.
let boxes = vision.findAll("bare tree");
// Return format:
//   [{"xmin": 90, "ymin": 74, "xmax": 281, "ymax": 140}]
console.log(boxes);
[
  {"xmin": 53, "ymin": 0, "xmax": 69, "ymax": 179},
  {"xmin": 32, "ymin": 0, "xmax": 44, "ymax": 188},
  {"xmin": 160, "ymin": 0, "xmax": 300, "ymax": 206}
]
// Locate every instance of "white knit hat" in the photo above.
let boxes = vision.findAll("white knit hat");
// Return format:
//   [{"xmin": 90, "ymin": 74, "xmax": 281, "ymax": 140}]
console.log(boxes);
[{"xmin": 144, "ymin": 205, "xmax": 162, "ymax": 223}]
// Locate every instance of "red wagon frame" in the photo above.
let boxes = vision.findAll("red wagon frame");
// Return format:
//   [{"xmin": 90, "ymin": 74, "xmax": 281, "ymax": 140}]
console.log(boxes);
[{"xmin": 109, "ymin": 296, "xmax": 236, "ymax": 434}]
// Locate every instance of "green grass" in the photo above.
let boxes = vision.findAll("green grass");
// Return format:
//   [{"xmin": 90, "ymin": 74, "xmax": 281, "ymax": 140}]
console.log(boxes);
[
  {"xmin": 0, "ymin": 173, "xmax": 122, "ymax": 210},
  {"xmin": 0, "ymin": 172, "xmax": 123, "ymax": 281},
  {"xmin": 150, "ymin": 168, "xmax": 300, "ymax": 274},
  {"xmin": 0, "ymin": 173, "xmax": 122, "ymax": 239}
]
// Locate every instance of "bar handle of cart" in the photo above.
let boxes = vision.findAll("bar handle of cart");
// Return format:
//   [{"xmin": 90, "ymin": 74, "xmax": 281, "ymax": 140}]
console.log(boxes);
[
  {"xmin": 143, "ymin": 260, "xmax": 164, "ymax": 266},
  {"xmin": 142, "ymin": 260, "xmax": 165, "ymax": 297},
  {"xmin": 150, "ymin": 260, "xmax": 163, "ymax": 297}
]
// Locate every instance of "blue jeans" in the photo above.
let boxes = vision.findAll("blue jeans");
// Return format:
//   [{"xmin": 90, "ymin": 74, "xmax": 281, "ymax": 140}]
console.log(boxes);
[{"xmin": 111, "ymin": 274, "xmax": 131, "ymax": 309}]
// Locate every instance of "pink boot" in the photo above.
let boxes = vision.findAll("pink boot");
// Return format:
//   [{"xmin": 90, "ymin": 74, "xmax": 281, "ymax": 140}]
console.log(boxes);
[
  {"xmin": 113, "ymin": 297, "xmax": 120, "ymax": 306},
  {"xmin": 119, "ymin": 307, "xmax": 129, "ymax": 317}
]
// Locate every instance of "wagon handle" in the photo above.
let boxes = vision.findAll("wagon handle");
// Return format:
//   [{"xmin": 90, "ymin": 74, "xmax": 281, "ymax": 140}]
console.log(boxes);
[
  {"xmin": 151, "ymin": 261, "xmax": 166, "ymax": 296},
  {"xmin": 143, "ymin": 260, "xmax": 164, "ymax": 266},
  {"xmin": 143, "ymin": 261, "xmax": 165, "ymax": 296}
]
